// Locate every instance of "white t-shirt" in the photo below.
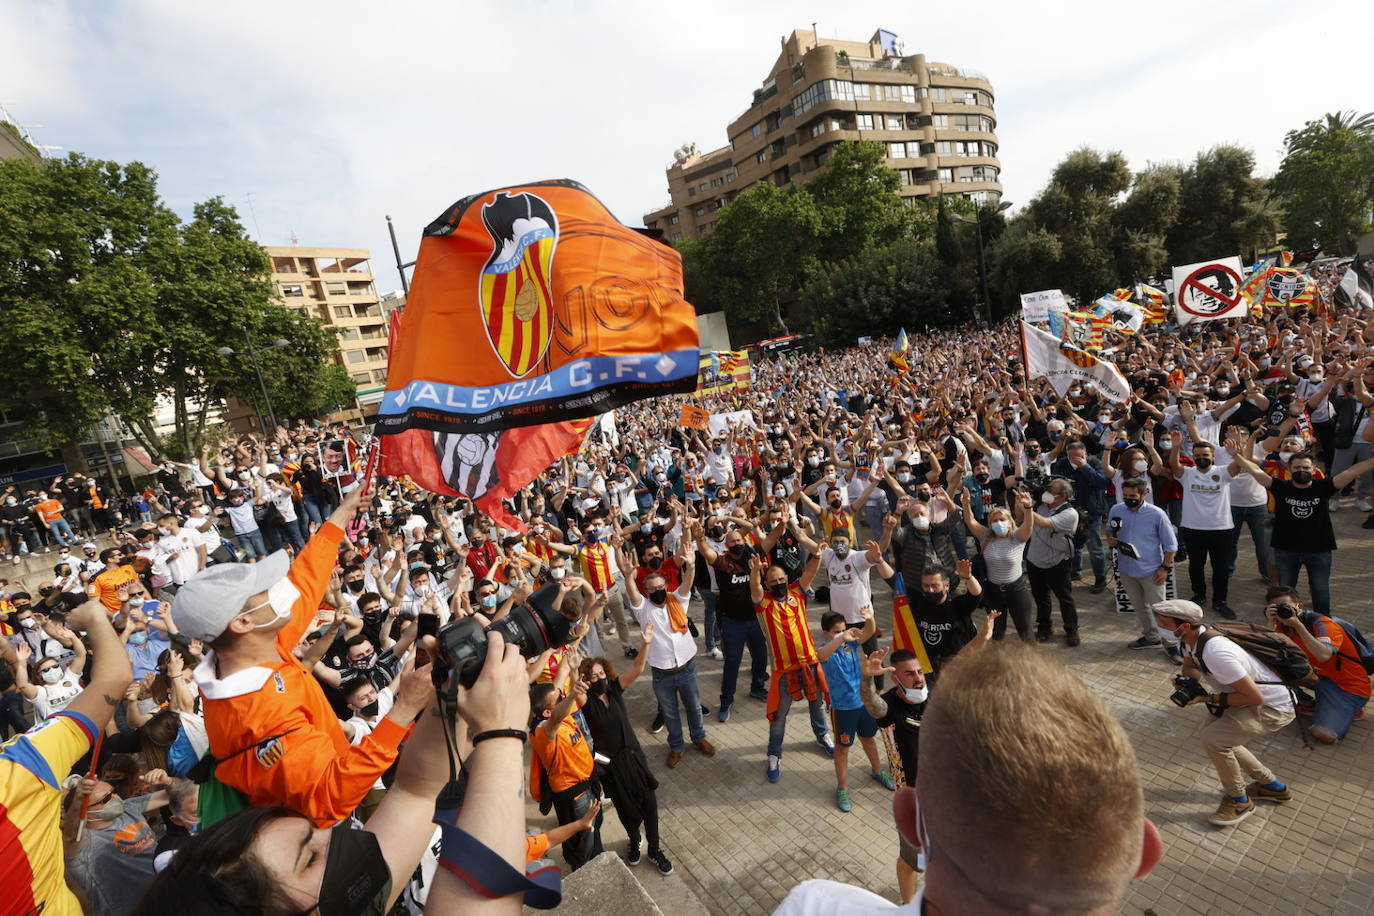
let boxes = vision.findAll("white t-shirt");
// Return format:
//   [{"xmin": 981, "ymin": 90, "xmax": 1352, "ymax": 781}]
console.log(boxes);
[
  {"xmin": 1111, "ymin": 467, "xmax": 1156, "ymax": 507},
  {"xmin": 629, "ymin": 584, "xmax": 697, "ymax": 670},
  {"xmin": 774, "ymin": 879, "xmax": 920, "ymax": 915},
  {"xmin": 159, "ymin": 527, "xmax": 204, "ymax": 585},
  {"xmin": 1192, "ymin": 631, "xmax": 1295, "ymax": 710},
  {"xmin": 32, "ymin": 669, "xmax": 83, "ymax": 720},
  {"xmin": 822, "ymin": 548, "xmax": 876, "ymax": 624},
  {"xmin": 1296, "ymin": 377, "xmax": 1331, "ymax": 423},
  {"xmin": 344, "ymin": 687, "xmax": 396, "ymax": 790},
  {"xmin": 223, "ymin": 501, "xmax": 259, "ymax": 535},
  {"xmin": 1226, "ymin": 445, "xmax": 1268, "ymax": 509},
  {"xmin": 704, "ymin": 450, "xmax": 733, "ymax": 486},
  {"xmin": 1178, "ymin": 464, "xmax": 1232, "ymax": 530}
]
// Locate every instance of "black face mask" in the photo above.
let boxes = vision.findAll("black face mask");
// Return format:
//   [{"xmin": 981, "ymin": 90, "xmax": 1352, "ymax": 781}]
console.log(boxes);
[
  {"xmin": 588, "ymin": 677, "xmax": 608, "ymax": 698},
  {"xmin": 646, "ymin": 556, "xmax": 662, "ymax": 570},
  {"xmin": 1194, "ymin": 457, "xmax": 1213, "ymax": 470},
  {"xmin": 316, "ymin": 823, "xmax": 391, "ymax": 916},
  {"xmin": 729, "ymin": 544, "xmax": 751, "ymax": 560},
  {"xmin": 707, "ymin": 527, "xmax": 725, "ymax": 541},
  {"xmin": 1122, "ymin": 497, "xmax": 1143, "ymax": 509},
  {"xmin": 974, "ymin": 473, "xmax": 990, "ymax": 484},
  {"xmin": 768, "ymin": 582, "xmax": 788, "ymax": 599},
  {"xmin": 829, "ymin": 499, "xmax": 842, "ymax": 509},
  {"xmin": 360, "ymin": 700, "xmax": 380, "ymax": 717},
  {"xmin": 346, "ymin": 580, "xmax": 365, "ymax": 593},
  {"xmin": 362, "ymin": 610, "xmax": 385, "ymax": 625},
  {"xmin": 648, "ymin": 588, "xmax": 668, "ymax": 605},
  {"xmin": 916, "ymin": 492, "xmax": 932, "ymax": 502},
  {"xmin": 1291, "ymin": 470, "xmax": 1313, "ymax": 485},
  {"xmin": 920, "ymin": 589, "xmax": 947, "ymax": 605}
]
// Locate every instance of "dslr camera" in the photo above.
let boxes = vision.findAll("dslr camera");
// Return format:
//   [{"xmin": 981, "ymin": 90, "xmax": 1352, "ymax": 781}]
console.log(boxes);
[
  {"xmin": 431, "ymin": 581, "xmax": 574, "ymax": 701},
  {"xmin": 1169, "ymin": 675, "xmax": 1209, "ymax": 708},
  {"xmin": 1272, "ymin": 603, "xmax": 1299, "ymax": 620}
]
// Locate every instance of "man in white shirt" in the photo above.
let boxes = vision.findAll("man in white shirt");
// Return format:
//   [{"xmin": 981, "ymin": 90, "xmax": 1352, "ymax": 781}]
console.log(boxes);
[
  {"xmin": 155, "ymin": 513, "xmax": 206, "ymax": 588},
  {"xmin": 774, "ymin": 639, "xmax": 1163, "ymax": 914},
  {"xmin": 618, "ymin": 542, "xmax": 716, "ymax": 769},
  {"xmin": 1153, "ymin": 599, "xmax": 1295, "ymax": 828},
  {"xmin": 1165, "ymin": 433, "xmax": 1240, "ymax": 618}
]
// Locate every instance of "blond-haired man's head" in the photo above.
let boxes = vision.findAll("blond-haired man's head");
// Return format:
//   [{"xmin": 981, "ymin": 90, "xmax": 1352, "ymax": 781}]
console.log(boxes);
[{"xmin": 910, "ymin": 642, "xmax": 1162, "ymax": 913}]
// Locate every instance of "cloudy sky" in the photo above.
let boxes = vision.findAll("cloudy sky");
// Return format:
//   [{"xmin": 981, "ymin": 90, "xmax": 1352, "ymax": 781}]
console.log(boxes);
[{"xmin": 4, "ymin": 0, "xmax": 1365, "ymax": 294}]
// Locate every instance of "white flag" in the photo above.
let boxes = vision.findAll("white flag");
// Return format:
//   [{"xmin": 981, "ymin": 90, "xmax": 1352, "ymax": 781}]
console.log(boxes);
[
  {"xmin": 1170, "ymin": 257, "xmax": 1247, "ymax": 325},
  {"xmin": 1337, "ymin": 267, "xmax": 1373, "ymax": 310},
  {"xmin": 1020, "ymin": 321, "xmax": 1131, "ymax": 403}
]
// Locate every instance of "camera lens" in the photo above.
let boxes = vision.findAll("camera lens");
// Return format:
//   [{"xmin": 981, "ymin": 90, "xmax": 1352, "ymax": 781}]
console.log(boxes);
[
  {"xmin": 433, "ymin": 582, "xmax": 575, "ymax": 694},
  {"xmin": 1274, "ymin": 604, "xmax": 1296, "ymax": 620}
]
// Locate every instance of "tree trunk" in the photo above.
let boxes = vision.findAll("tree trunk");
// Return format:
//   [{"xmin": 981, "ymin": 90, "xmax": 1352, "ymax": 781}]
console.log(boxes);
[{"xmin": 772, "ymin": 293, "xmax": 790, "ymax": 335}]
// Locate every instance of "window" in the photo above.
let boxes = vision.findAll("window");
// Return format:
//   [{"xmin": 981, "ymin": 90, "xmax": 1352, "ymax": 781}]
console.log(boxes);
[
  {"xmin": 326, "ymin": 282, "xmax": 345, "ymax": 296},
  {"xmin": 885, "ymin": 115, "xmax": 904, "ymax": 130},
  {"xmin": 755, "ymin": 149, "xmax": 767, "ymax": 164},
  {"xmin": 938, "ymin": 168, "xmax": 954, "ymax": 182},
  {"xmin": 700, "ymin": 182, "xmax": 709, "ymax": 192},
  {"xmin": 669, "ymin": 214, "xmax": 679, "ymax": 225},
  {"xmin": 935, "ymin": 141, "xmax": 952, "ymax": 155},
  {"xmin": 899, "ymin": 168, "xmax": 917, "ymax": 185},
  {"xmin": 339, "ymin": 327, "xmax": 359, "ymax": 341},
  {"xmin": 791, "ymin": 79, "xmax": 854, "ymax": 117},
  {"xmin": 687, "ymin": 187, "xmax": 696, "ymax": 197},
  {"xmin": 888, "ymin": 141, "xmax": 907, "ymax": 159},
  {"xmin": 956, "ymin": 141, "xmax": 983, "ymax": 157},
  {"xmin": 810, "ymin": 119, "xmax": 832, "ymax": 138},
  {"xmin": 856, "ymin": 114, "xmax": 874, "ymax": 130},
  {"xmin": 726, "ymin": 172, "xmax": 736, "ymax": 182},
  {"xmin": 915, "ymin": 87, "xmax": 928, "ymax": 99},
  {"xmin": 962, "ymin": 91, "xmax": 978, "ymax": 105},
  {"xmin": 695, "ymin": 206, "xmax": 705, "ymax": 217},
  {"xmin": 899, "ymin": 85, "xmax": 915, "ymax": 103},
  {"xmin": 701, "ymin": 223, "xmax": 712, "ymax": 234},
  {"xmin": 671, "ymin": 232, "xmax": 683, "ymax": 241},
  {"xmin": 333, "ymin": 305, "xmax": 352, "ymax": 319},
  {"xmin": 853, "ymin": 83, "xmax": 871, "ymax": 101},
  {"xmin": 372, "ymin": 369, "xmax": 387, "ymax": 383},
  {"xmin": 751, "ymin": 123, "xmax": 763, "ymax": 138},
  {"xmin": 279, "ymin": 283, "xmax": 303, "ymax": 297},
  {"xmin": 930, "ymin": 88, "xmax": 946, "ymax": 102},
  {"xmin": 347, "ymin": 350, "xmax": 367, "ymax": 364},
  {"xmin": 932, "ymin": 114, "xmax": 949, "ymax": 129}
]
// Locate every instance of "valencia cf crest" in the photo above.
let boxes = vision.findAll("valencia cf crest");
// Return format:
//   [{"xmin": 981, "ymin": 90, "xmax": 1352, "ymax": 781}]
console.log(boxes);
[
  {"xmin": 1265, "ymin": 270, "xmax": 1304, "ymax": 304},
  {"xmin": 478, "ymin": 192, "xmax": 559, "ymax": 377},
  {"xmin": 1057, "ymin": 342, "xmax": 1098, "ymax": 369}
]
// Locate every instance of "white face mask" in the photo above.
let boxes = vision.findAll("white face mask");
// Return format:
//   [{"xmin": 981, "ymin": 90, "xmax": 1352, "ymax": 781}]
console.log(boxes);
[
  {"xmin": 40, "ymin": 667, "xmax": 64, "ymax": 684},
  {"xmin": 901, "ymin": 684, "xmax": 929, "ymax": 704},
  {"xmin": 912, "ymin": 516, "xmax": 930, "ymax": 531},
  {"xmin": 1132, "ymin": 459, "xmax": 1149, "ymax": 473},
  {"xmin": 1041, "ymin": 491, "xmax": 1057, "ymax": 505},
  {"xmin": 18, "ymin": 618, "xmax": 36, "ymax": 629},
  {"xmin": 1279, "ymin": 451, "xmax": 1294, "ymax": 463},
  {"xmin": 549, "ymin": 567, "xmax": 566, "ymax": 580},
  {"xmin": 247, "ymin": 578, "xmax": 301, "ymax": 630}
]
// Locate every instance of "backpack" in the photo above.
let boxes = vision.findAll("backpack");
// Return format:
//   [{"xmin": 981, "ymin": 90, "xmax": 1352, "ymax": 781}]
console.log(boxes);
[
  {"xmin": 1196, "ymin": 622, "xmax": 1317, "ymax": 688},
  {"xmin": 1304, "ymin": 611, "xmax": 1374, "ymax": 676}
]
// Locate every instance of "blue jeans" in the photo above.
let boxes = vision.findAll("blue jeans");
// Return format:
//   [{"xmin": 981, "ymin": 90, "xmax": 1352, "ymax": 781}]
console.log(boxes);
[
  {"xmin": 1311, "ymin": 676, "xmax": 1368, "ymax": 741},
  {"xmin": 235, "ymin": 529, "xmax": 268, "ymax": 559},
  {"xmin": 1071, "ymin": 512, "xmax": 1106, "ymax": 582},
  {"xmin": 701, "ymin": 590, "xmax": 720, "ymax": 651},
  {"xmin": 1229, "ymin": 504, "xmax": 1272, "ymax": 578},
  {"xmin": 719, "ymin": 616, "xmax": 768, "ymax": 708},
  {"xmin": 766, "ymin": 667, "xmax": 830, "ymax": 759},
  {"xmin": 300, "ymin": 494, "xmax": 326, "ymax": 526},
  {"xmin": 47, "ymin": 518, "xmax": 76, "ymax": 547},
  {"xmin": 651, "ymin": 657, "xmax": 707, "ymax": 752},
  {"xmin": 1272, "ymin": 548, "xmax": 1332, "ymax": 615}
]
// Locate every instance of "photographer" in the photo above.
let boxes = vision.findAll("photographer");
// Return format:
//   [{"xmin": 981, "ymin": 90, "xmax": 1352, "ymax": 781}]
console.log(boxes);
[
  {"xmin": 1264, "ymin": 586, "xmax": 1370, "ymax": 744},
  {"xmin": 1152, "ymin": 599, "xmax": 1295, "ymax": 827}
]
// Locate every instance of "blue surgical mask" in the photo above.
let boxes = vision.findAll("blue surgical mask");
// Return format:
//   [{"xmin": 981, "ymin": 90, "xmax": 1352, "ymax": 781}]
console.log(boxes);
[
  {"xmin": 991, "ymin": 520, "xmax": 1012, "ymax": 537},
  {"xmin": 128, "ymin": 631, "xmax": 148, "ymax": 646},
  {"xmin": 480, "ymin": 593, "xmax": 498, "ymax": 609}
]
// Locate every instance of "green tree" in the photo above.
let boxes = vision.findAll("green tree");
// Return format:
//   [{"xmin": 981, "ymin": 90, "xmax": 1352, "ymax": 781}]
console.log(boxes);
[
  {"xmin": 0, "ymin": 154, "xmax": 349, "ymax": 458},
  {"xmin": 799, "ymin": 238, "xmax": 950, "ymax": 340},
  {"xmin": 1273, "ymin": 113, "xmax": 1374, "ymax": 255},
  {"xmin": 805, "ymin": 140, "xmax": 910, "ymax": 263},
  {"xmin": 679, "ymin": 182, "xmax": 821, "ymax": 333},
  {"xmin": 1022, "ymin": 148, "xmax": 1132, "ymax": 305},
  {"xmin": 1166, "ymin": 145, "xmax": 1275, "ymax": 264}
]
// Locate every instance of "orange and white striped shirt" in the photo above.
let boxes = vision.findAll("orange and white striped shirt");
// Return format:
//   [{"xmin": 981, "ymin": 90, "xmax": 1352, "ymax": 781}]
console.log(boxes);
[
  {"xmin": 757, "ymin": 584, "xmax": 818, "ymax": 672},
  {"xmin": 576, "ymin": 540, "xmax": 616, "ymax": 593}
]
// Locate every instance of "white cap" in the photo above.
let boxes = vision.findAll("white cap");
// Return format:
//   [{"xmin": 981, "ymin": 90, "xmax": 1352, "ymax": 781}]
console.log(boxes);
[{"xmin": 171, "ymin": 552, "xmax": 291, "ymax": 642}]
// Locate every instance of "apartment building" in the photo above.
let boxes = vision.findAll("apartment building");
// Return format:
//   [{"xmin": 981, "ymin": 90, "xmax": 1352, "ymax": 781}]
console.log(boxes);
[
  {"xmin": 265, "ymin": 246, "xmax": 387, "ymax": 425},
  {"xmin": 644, "ymin": 28, "xmax": 1002, "ymax": 242}
]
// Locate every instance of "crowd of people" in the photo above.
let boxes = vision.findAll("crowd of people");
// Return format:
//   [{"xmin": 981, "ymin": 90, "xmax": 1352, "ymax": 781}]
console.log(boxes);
[{"xmin": 1, "ymin": 267, "xmax": 1373, "ymax": 913}]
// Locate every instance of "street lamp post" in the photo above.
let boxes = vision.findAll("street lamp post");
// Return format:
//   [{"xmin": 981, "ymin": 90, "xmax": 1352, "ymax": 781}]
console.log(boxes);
[
  {"xmin": 217, "ymin": 333, "xmax": 290, "ymax": 433},
  {"xmin": 947, "ymin": 200, "xmax": 1013, "ymax": 326}
]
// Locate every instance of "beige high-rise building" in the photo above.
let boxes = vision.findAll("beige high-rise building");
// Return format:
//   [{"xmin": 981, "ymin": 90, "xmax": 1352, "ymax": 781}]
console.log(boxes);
[
  {"xmin": 644, "ymin": 28, "xmax": 1002, "ymax": 242},
  {"xmin": 265, "ymin": 246, "xmax": 387, "ymax": 425}
]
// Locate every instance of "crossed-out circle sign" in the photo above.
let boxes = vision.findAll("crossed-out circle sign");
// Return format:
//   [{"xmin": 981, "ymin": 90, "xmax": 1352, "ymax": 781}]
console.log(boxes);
[{"xmin": 1178, "ymin": 263, "xmax": 1244, "ymax": 318}]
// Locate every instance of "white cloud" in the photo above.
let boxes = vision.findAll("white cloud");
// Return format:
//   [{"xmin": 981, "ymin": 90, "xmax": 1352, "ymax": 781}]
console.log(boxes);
[{"xmin": 2, "ymin": 0, "xmax": 1366, "ymax": 291}]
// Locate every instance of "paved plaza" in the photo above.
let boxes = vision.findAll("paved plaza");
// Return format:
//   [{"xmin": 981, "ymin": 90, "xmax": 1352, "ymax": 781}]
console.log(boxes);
[{"xmin": 529, "ymin": 509, "xmax": 1374, "ymax": 915}]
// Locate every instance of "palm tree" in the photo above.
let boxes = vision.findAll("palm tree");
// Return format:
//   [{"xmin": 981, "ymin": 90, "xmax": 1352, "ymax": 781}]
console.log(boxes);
[{"xmin": 1323, "ymin": 110, "xmax": 1374, "ymax": 134}]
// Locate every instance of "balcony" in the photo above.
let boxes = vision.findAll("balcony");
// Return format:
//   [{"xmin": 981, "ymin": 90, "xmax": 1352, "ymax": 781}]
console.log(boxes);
[{"xmin": 838, "ymin": 54, "xmax": 914, "ymax": 73}]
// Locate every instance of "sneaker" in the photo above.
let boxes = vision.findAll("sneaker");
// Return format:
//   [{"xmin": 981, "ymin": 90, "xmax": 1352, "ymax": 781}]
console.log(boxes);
[
  {"xmin": 1208, "ymin": 795, "xmax": 1255, "ymax": 827},
  {"xmin": 1356, "ymin": 499, "xmax": 1373, "ymax": 513},
  {"xmin": 1330, "ymin": 497, "xmax": 1345, "ymax": 512},
  {"xmin": 1128, "ymin": 635, "xmax": 1162, "ymax": 650},
  {"xmin": 10, "ymin": 556, "xmax": 19, "ymax": 565},
  {"xmin": 816, "ymin": 735, "xmax": 836, "ymax": 758},
  {"xmin": 624, "ymin": 646, "xmax": 639, "ymax": 659},
  {"xmin": 625, "ymin": 837, "xmax": 643, "ymax": 866},
  {"xmin": 749, "ymin": 688, "xmax": 769, "ymax": 702},
  {"xmin": 647, "ymin": 848, "xmax": 674, "ymax": 875},
  {"xmin": 1364, "ymin": 514, "xmax": 1374, "ymax": 530},
  {"xmin": 717, "ymin": 704, "xmax": 732, "ymax": 723},
  {"xmin": 873, "ymin": 769, "xmax": 896, "ymax": 791},
  {"xmin": 1035, "ymin": 625, "xmax": 1052, "ymax": 643},
  {"xmin": 1065, "ymin": 630, "xmax": 1081, "ymax": 647},
  {"xmin": 1090, "ymin": 579, "xmax": 1107, "ymax": 594},
  {"xmin": 836, "ymin": 788, "xmax": 853, "ymax": 812},
  {"xmin": 1189, "ymin": 593, "xmax": 1207, "ymax": 605},
  {"xmin": 1071, "ymin": 571, "xmax": 1083, "ymax": 582},
  {"xmin": 1214, "ymin": 603, "xmax": 1237, "ymax": 620},
  {"xmin": 650, "ymin": 711, "xmax": 665, "ymax": 734},
  {"xmin": 700, "ymin": 704, "xmax": 710, "ymax": 716},
  {"xmin": 766, "ymin": 755, "xmax": 781, "ymax": 783},
  {"xmin": 709, "ymin": 647, "xmax": 724, "ymax": 660},
  {"xmin": 1166, "ymin": 646, "xmax": 1184, "ymax": 665},
  {"xmin": 1246, "ymin": 781, "xmax": 1293, "ymax": 803}
]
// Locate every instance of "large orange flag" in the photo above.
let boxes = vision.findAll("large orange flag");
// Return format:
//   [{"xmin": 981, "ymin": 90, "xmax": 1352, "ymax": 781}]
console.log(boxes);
[
  {"xmin": 376, "ymin": 181, "xmax": 698, "ymax": 527},
  {"xmin": 376, "ymin": 180, "xmax": 699, "ymax": 436}
]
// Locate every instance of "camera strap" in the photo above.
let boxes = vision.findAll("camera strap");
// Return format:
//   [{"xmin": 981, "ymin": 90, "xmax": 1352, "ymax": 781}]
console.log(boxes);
[{"xmin": 432, "ymin": 810, "xmax": 562, "ymax": 909}]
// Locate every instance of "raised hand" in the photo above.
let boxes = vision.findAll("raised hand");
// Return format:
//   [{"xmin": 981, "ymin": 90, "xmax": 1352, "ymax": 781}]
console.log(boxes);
[{"xmin": 861, "ymin": 648, "xmax": 896, "ymax": 678}]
